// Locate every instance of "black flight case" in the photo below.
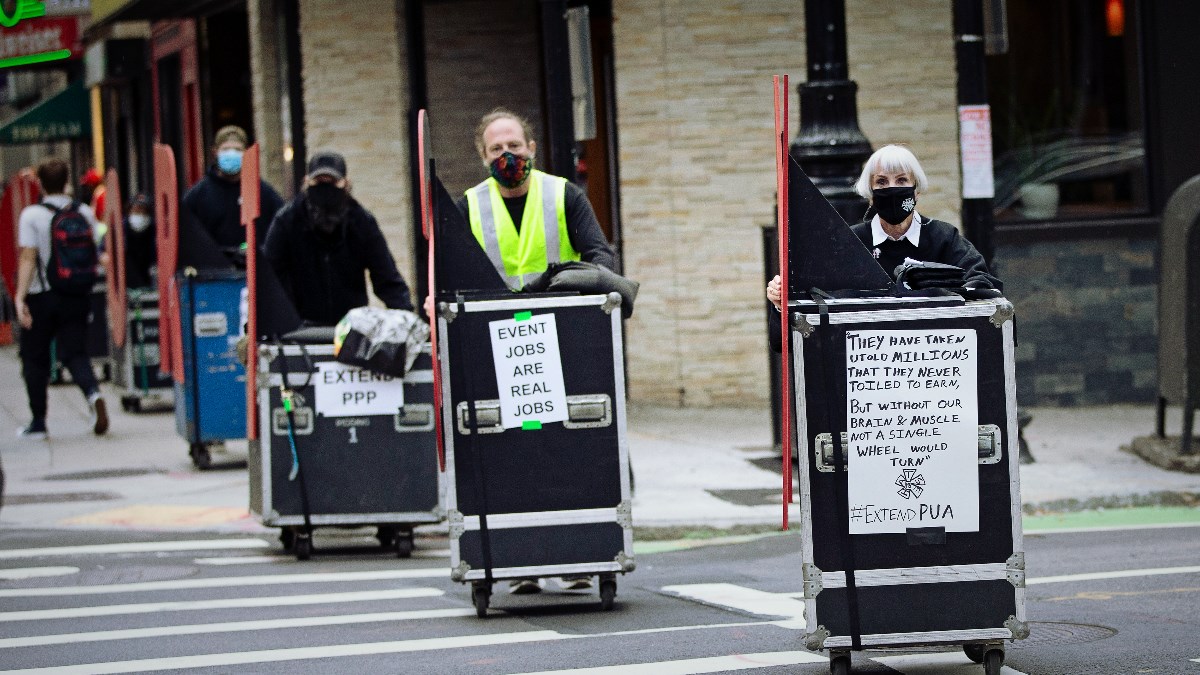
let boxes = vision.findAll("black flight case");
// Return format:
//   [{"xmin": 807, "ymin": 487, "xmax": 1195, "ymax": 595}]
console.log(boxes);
[
  {"xmin": 788, "ymin": 294, "xmax": 1027, "ymax": 674},
  {"xmin": 251, "ymin": 329, "xmax": 443, "ymax": 560},
  {"xmin": 113, "ymin": 289, "xmax": 174, "ymax": 412},
  {"xmin": 437, "ymin": 292, "xmax": 634, "ymax": 616}
]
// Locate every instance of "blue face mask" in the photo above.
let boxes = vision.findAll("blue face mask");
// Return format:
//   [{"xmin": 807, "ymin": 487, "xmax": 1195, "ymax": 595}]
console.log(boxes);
[{"xmin": 217, "ymin": 149, "xmax": 244, "ymax": 175}]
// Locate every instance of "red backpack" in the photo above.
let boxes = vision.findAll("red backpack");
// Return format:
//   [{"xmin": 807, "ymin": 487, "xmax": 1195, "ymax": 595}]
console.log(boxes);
[{"xmin": 39, "ymin": 201, "xmax": 98, "ymax": 296}]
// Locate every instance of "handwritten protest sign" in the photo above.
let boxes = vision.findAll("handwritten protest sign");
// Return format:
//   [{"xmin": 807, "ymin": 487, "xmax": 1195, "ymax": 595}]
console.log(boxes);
[
  {"xmin": 489, "ymin": 311, "xmax": 568, "ymax": 430},
  {"xmin": 315, "ymin": 361, "xmax": 405, "ymax": 417},
  {"xmin": 844, "ymin": 329, "xmax": 979, "ymax": 534}
]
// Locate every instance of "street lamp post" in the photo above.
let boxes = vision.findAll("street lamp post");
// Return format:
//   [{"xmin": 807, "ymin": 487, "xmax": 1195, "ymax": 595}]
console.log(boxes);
[{"xmin": 790, "ymin": 0, "xmax": 872, "ymax": 225}]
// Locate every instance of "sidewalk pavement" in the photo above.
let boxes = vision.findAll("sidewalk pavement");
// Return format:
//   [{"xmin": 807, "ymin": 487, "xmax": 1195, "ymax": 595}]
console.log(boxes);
[{"xmin": 1, "ymin": 344, "xmax": 1198, "ymax": 534}]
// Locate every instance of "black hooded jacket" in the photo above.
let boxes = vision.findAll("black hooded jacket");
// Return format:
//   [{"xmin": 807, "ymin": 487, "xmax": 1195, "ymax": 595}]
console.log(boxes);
[
  {"xmin": 264, "ymin": 193, "xmax": 414, "ymax": 326},
  {"xmin": 182, "ymin": 165, "xmax": 285, "ymax": 249}
]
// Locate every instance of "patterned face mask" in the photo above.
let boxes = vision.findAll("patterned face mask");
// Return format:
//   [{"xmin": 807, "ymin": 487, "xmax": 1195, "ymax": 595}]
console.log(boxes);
[
  {"xmin": 489, "ymin": 151, "xmax": 533, "ymax": 189},
  {"xmin": 872, "ymin": 186, "xmax": 917, "ymax": 226}
]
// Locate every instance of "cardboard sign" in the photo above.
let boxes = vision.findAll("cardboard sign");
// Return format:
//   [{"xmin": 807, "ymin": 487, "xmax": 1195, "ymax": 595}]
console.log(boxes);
[
  {"xmin": 315, "ymin": 361, "xmax": 405, "ymax": 418},
  {"xmin": 489, "ymin": 311, "xmax": 568, "ymax": 429},
  {"xmin": 844, "ymin": 328, "xmax": 980, "ymax": 534}
]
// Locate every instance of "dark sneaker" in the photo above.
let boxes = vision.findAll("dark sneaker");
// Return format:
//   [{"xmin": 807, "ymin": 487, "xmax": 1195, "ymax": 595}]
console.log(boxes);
[
  {"xmin": 556, "ymin": 576, "xmax": 594, "ymax": 591},
  {"xmin": 88, "ymin": 394, "xmax": 109, "ymax": 435},
  {"xmin": 508, "ymin": 579, "xmax": 543, "ymax": 595},
  {"xmin": 17, "ymin": 422, "xmax": 48, "ymax": 440}
]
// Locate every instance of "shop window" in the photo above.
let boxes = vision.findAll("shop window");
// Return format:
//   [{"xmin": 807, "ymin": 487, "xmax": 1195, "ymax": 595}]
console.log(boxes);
[{"xmin": 987, "ymin": 0, "xmax": 1146, "ymax": 222}]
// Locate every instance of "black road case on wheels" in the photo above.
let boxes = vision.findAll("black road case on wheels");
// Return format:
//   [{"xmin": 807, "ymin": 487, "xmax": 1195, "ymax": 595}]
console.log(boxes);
[
  {"xmin": 789, "ymin": 294, "xmax": 1027, "ymax": 674},
  {"xmin": 250, "ymin": 336, "xmax": 443, "ymax": 560},
  {"xmin": 437, "ymin": 292, "xmax": 634, "ymax": 616}
]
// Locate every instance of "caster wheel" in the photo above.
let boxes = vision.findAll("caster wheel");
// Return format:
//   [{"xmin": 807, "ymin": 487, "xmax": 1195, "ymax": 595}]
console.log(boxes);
[
  {"xmin": 394, "ymin": 531, "xmax": 414, "ymax": 559},
  {"xmin": 279, "ymin": 529, "xmax": 296, "ymax": 552},
  {"xmin": 129, "ymin": 398, "xmax": 141, "ymax": 413},
  {"xmin": 102, "ymin": 363, "xmax": 113, "ymax": 382},
  {"xmin": 599, "ymin": 578, "xmax": 617, "ymax": 611},
  {"xmin": 830, "ymin": 654, "xmax": 851, "ymax": 675},
  {"xmin": 376, "ymin": 526, "xmax": 397, "ymax": 549},
  {"xmin": 121, "ymin": 396, "xmax": 134, "ymax": 412},
  {"xmin": 983, "ymin": 649, "xmax": 1004, "ymax": 675},
  {"xmin": 189, "ymin": 443, "xmax": 212, "ymax": 470},
  {"xmin": 471, "ymin": 584, "xmax": 491, "ymax": 618},
  {"xmin": 963, "ymin": 644, "xmax": 985, "ymax": 664},
  {"xmin": 294, "ymin": 534, "xmax": 313, "ymax": 561}
]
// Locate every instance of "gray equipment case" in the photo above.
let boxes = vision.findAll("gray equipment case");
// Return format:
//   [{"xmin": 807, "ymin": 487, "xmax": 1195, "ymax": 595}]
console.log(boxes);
[
  {"xmin": 438, "ymin": 292, "xmax": 634, "ymax": 615},
  {"xmin": 250, "ymin": 341, "xmax": 443, "ymax": 560},
  {"xmin": 112, "ymin": 290, "xmax": 173, "ymax": 411},
  {"xmin": 788, "ymin": 294, "xmax": 1026, "ymax": 671}
]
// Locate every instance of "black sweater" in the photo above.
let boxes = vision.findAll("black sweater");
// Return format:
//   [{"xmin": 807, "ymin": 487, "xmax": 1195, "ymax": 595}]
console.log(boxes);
[
  {"xmin": 264, "ymin": 195, "xmax": 413, "ymax": 326},
  {"xmin": 182, "ymin": 165, "xmax": 285, "ymax": 249}
]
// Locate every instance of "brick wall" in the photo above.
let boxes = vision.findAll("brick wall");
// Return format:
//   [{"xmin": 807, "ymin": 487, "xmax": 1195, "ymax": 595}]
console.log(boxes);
[
  {"xmin": 995, "ymin": 238, "xmax": 1159, "ymax": 405},
  {"xmin": 297, "ymin": 0, "xmax": 414, "ymax": 277},
  {"xmin": 612, "ymin": 1, "xmax": 960, "ymax": 406},
  {"xmin": 246, "ymin": 0, "xmax": 286, "ymax": 196}
]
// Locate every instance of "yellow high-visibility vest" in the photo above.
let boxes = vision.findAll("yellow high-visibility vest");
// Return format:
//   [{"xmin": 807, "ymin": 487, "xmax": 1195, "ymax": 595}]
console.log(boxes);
[{"xmin": 465, "ymin": 170, "xmax": 579, "ymax": 290}]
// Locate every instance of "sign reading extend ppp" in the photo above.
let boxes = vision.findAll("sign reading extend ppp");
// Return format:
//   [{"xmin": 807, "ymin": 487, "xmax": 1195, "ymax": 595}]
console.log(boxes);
[
  {"xmin": 489, "ymin": 311, "xmax": 568, "ymax": 429},
  {"xmin": 314, "ymin": 361, "xmax": 405, "ymax": 417}
]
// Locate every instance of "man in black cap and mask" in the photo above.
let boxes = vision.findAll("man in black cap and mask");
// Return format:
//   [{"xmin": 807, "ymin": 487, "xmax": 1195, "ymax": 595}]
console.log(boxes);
[{"xmin": 264, "ymin": 151, "xmax": 414, "ymax": 326}]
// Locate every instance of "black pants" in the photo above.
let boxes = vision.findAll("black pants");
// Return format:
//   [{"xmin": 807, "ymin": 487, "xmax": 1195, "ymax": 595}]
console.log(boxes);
[{"xmin": 19, "ymin": 291, "xmax": 99, "ymax": 422}]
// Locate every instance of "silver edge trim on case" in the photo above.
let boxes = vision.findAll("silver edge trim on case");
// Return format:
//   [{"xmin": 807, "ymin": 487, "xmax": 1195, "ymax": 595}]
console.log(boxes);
[
  {"xmin": 801, "ymin": 303, "xmax": 998, "ymax": 325},
  {"xmin": 462, "ymin": 507, "xmax": 620, "ymax": 530},
  {"xmin": 821, "ymin": 627, "xmax": 1013, "ymax": 649},
  {"xmin": 610, "ymin": 305, "xmax": 635, "ymax": 560},
  {"xmin": 459, "ymin": 294, "xmax": 609, "ymax": 313},
  {"xmin": 791, "ymin": 332, "xmax": 818, "ymax": 624},
  {"xmin": 439, "ymin": 314, "xmax": 463, "ymax": 572},
  {"xmin": 462, "ymin": 562, "xmax": 624, "ymax": 581},
  {"xmin": 788, "ymin": 296, "xmax": 964, "ymax": 308},
  {"xmin": 1003, "ymin": 318, "xmax": 1027, "ymax": 620},
  {"xmin": 264, "ymin": 513, "xmax": 443, "ymax": 527},
  {"xmin": 256, "ymin": 386, "xmax": 273, "ymax": 516},
  {"xmin": 819, "ymin": 563, "xmax": 1009, "ymax": 588}
]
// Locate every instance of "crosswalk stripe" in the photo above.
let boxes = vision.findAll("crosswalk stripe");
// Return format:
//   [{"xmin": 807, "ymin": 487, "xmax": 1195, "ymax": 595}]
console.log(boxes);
[
  {"xmin": 0, "ymin": 588, "xmax": 442, "ymax": 622},
  {"xmin": 873, "ymin": 651, "xmax": 1028, "ymax": 674},
  {"xmin": 0, "ymin": 540, "xmax": 270, "ymax": 560},
  {"xmin": 0, "ymin": 568, "xmax": 446, "ymax": 597},
  {"xmin": 0, "ymin": 608, "xmax": 477, "ymax": 649},
  {"xmin": 1027, "ymin": 565, "xmax": 1200, "ymax": 585},
  {"xmin": 0, "ymin": 568, "xmax": 78, "ymax": 581},
  {"xmin": 0, "ymin": 630, "xmax": 570, "ymax": 674},
  {"xmin": 513, "ymin": 651, "xmax": 828, "ymax": 674},
  {"xmin": 193, "ymin": 556, "xmax": 288, "ymax": 565},
  {"xmin": 661, "ymin": 583, "xmax": 807, "ymax": 624}
]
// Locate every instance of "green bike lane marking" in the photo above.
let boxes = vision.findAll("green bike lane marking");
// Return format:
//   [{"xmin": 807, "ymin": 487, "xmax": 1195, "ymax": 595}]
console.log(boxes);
[{"xmin": 1024, "ymin": 505, "xmax": 1200, "ymax": 533}]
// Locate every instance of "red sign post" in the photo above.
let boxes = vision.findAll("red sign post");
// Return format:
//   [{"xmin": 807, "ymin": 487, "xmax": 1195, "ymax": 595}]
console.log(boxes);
[
  {"xmin": 241, "ymin": 144, "xmax": 261, "ymax": 441},
  {"xmin": 103, "ymin": 169, "xmax": 125, "ymax": 349}
]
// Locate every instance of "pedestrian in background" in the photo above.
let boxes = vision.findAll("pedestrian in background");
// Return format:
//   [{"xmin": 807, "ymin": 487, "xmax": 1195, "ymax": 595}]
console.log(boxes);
[
  {"xmin": 13, "ymin": 158, "xmax": 109, "ymax": 439},
  {"xmin": 264, "ymin": 150, "xmax": 413, "ymax": 326},
  {"xmin": 182, "ymin": 125, "xmax": 284, "ymax": 262},
  {"xmin": 123, "ymin": 194, "xmax": 157, "ymax": 289}
]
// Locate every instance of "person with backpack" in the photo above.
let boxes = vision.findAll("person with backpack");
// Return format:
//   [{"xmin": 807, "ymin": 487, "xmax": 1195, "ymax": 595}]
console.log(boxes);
[{"xmin": 12, "ymin": 158, "xmax": 109, "ymax": 439}]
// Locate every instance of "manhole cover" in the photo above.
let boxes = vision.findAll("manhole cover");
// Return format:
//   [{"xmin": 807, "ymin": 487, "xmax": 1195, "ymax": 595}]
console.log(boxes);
[
  {"xmin": 4, "ymin": 492, "xmax": 120, "ymax": 505},
  {"xmin": 42, "ymin": 469, "xmax": 166, "ymax": 481},
  {"xmin": 1019, "ymin": 621, "xmax": 1117, "ymax": 647}
]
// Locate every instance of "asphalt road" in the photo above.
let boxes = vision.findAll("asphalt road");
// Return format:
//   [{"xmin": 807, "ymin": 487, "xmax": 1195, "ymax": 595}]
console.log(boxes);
[{"xmin": 0, "ymin": 520, "xmax": 1198, "ymax": 674}]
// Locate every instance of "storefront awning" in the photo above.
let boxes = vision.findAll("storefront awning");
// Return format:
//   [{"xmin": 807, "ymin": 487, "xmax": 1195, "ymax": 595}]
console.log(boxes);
[
  {"xmin": 90, "ymin": 0, "xmax": 239, "ymax": 32},
  {"xmin": 0, "ymin": 80, "xmax": 90, "ymax": 144}
]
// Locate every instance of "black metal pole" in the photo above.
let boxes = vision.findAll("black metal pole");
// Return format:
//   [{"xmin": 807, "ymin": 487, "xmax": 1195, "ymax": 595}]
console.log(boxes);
[
  {"xmin": 540, "ymin": 0, "xmax": 577, "ymax": 182},
  {"xmin": 954, "ymin": 0, "xmax": 995, "ymax": 265},
  {"xmin": 790, "ymin": 0, "xmax": 872, "ymax": 225}
]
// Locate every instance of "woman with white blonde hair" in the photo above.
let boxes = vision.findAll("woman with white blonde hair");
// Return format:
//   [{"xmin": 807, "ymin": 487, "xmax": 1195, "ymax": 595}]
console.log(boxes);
[{"xmin": 765, "ymin": 144, "xmax": 999, "ymax": 313}]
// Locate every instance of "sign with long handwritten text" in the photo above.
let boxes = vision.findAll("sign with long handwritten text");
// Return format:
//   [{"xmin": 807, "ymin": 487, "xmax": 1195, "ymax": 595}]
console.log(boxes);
[
  {"xmin": 844, "ymin": 329, "xmax": 979, "ymax": 534},
  {"xmin": 489, "ymin": 312, "xmax": 568, "ymax": 429}
]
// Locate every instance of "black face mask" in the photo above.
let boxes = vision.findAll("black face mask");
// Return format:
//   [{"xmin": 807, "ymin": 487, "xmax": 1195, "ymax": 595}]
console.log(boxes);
[
  {"xmin": 872, "ymin": 186, "xmax": 917, "ymax": 226},
  {"xmin": 306, "ymin": 183, "xmax": 349, "ymax": 233}
]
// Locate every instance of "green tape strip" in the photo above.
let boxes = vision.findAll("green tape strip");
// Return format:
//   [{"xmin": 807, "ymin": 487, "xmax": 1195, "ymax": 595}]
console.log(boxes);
[
  {"xmin": 514, "ymin": 311, "xmax": 532, "ymax": 321},
  {"xmin": 521, "ymin": 420, "xmax": 542, "ymax": 430}
]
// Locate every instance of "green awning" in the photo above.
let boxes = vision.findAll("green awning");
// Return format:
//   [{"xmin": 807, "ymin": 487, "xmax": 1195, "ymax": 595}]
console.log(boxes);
[{"xmin": 0, "ymin": 80, "xmax": 90, "ymax": 145}]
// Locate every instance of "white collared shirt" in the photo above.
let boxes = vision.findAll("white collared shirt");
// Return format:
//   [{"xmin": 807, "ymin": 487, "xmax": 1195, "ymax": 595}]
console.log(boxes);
[{"xmin": 871, "ymin": 212, "xmax": 923, "ymax": 247}]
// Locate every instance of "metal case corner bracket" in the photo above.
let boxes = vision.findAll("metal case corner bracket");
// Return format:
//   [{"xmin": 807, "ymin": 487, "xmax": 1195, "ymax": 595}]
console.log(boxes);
[
  {"xmin": 447, "ymin": 510, "xmax": 465, "ymax": 540},
  {"xmin": 802, "ymin": 562, "xmax": 824, "ymax": 597},
  {"xmin": 438, "ymin": 302, "xmax": 459, "ymax": 324},
  {"xmin": 615, "ymin": 500, "xmax": 633, "ymax": 529},
  {"xmin": 1005, "ymin": 615, "xmax": 1030, "ymax": 640},
  {"xmin": 1006, "ymin": 551, "xmax": 1026, "ymax": 588},
  {"xmin": 615, "ymin": 551, "xmax": 636, "ymax": 572},
  {"xmin": 989, "ymin": 299, "xmax": 1015, "ymax": 327},
  {"xmin": 791, "ymin": 312, "xmax": 815, "ymax": 338},
  {"xmin": 450, "ymin": 561, "xmax": 471, "ymax": 582},
  {"xmin": 805, "ymin": 626, "xmax": 831, "ymax": 651},
  {"xmin": 601, "ymin": 292, "xmax": 623, "ymax": 314}
]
